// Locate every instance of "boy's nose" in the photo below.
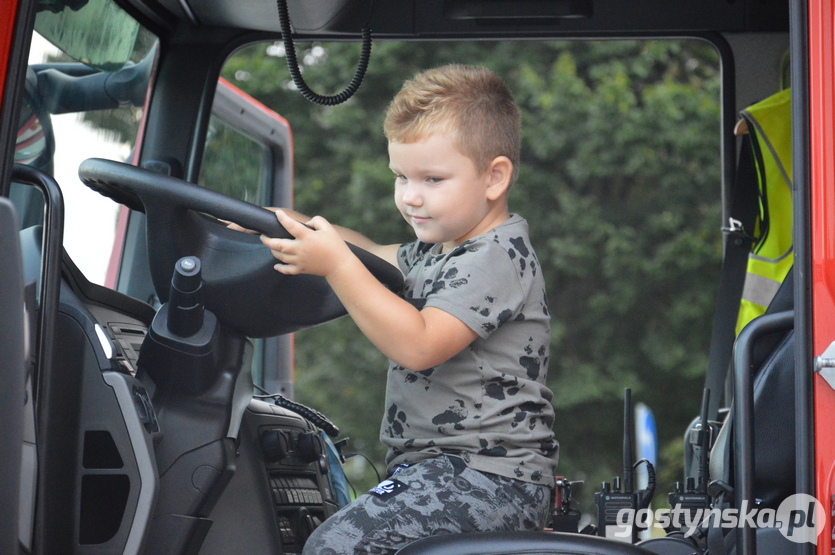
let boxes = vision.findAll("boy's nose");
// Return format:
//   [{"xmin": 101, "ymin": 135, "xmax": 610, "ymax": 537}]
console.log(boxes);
[{"xmin": 401, "ymin": 183, "xmax": 422, "ymax": 206}]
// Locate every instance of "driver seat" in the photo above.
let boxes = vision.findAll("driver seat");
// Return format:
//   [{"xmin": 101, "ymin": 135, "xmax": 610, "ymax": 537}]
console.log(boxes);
[
  {"xmin": 708, "ymin": 267, "xmax": 795, "ymax": 509},
  {"xmin": 695, "ymin": 268, "xmax": 796, "ymax": 555}
]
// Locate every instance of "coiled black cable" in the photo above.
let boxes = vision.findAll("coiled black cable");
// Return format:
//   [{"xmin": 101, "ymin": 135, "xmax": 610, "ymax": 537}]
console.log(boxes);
[
  {"xmin": 254, "ymin": 387, "xmax": 340, "ymax": 437},
  {"xmin": 276, "ymin": 0, "xmax": 372, "ymax": 106},
  {"xmin": 273, "ymin": 394, "xmax": 340, "ymax": 437}
]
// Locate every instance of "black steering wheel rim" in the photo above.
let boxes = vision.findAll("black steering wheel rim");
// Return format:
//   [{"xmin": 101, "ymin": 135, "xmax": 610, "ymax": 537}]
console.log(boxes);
[
  {"xmin": 394, "ymin": 531, "xmax": 660, "ymax": 554},
  {"xmin": 78, "ymin": 158, "xmax": 403, "ymax": 337}
]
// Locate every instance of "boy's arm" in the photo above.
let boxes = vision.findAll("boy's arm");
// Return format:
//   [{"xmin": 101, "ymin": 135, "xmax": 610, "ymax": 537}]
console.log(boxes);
[{"xmin": 261, "ymin": 211, "xmax": 477, "ymax": 370}]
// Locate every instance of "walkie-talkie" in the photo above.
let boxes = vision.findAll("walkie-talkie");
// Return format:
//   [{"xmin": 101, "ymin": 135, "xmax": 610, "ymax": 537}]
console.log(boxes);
[
  {"xmin": 667, "ymin": 388, "xmax": 713, "ymax": 535},
  {"xmin": 595, "ymin": 389, "xmax": 655, "ymax": 543}
]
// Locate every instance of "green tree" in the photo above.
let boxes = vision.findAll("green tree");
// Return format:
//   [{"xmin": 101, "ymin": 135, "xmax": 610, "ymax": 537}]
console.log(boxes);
[{"xmin": 220, "ymin": 38, "xmax": 723, "ymax": 510}]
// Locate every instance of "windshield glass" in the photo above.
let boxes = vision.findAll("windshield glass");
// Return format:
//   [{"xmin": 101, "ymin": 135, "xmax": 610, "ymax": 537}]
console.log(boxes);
[
  {"xmin": 34, "ymin": 0, "xmax": 154, "ymax": 71},
  {"xmin": 11, "ymin": 0, "xmax": 157, "ymax": 286}
]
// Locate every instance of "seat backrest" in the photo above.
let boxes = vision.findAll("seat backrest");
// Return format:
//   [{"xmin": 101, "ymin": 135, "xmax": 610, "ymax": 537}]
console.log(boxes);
[
  {"xmin": 0, "ymin": 198, "xmax": 26, "ymax": 555},
  {"xmin": 708, "ymin": 268, "xmax": 795, "ymax": 509},
  {"xmin": 750, "ymin": 267, "xmax": 795, "ymax": 507}
]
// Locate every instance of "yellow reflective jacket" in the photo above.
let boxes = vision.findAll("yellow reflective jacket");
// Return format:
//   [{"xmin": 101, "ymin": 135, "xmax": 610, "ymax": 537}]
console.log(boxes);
[{"xmin": 735, "ymin": 88, "xmax": 793, "ymax": 335}]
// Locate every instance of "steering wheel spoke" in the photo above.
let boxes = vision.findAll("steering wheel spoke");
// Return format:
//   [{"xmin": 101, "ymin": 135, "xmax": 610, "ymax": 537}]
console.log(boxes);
[{"xmin": 79, "ymin": 158, "xmax": 403, "ymax": 337}]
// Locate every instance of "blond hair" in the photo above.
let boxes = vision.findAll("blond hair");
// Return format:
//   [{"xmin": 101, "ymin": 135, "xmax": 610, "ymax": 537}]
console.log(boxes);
[{"xmin": 384, "ymin": 64, "xmax": 521, "ymax": 188}]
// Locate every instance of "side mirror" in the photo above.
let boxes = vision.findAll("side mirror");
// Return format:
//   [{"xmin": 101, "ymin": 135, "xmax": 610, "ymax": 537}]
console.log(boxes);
[{"xmin": 16, "ymin": 70, "xmax": 55, "ymax": 174}]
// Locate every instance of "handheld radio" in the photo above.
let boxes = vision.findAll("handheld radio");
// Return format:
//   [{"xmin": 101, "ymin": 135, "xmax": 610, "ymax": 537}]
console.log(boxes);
[{"xmin": 594, "ymin": 388, "xmax": 655, "ymax": 543}]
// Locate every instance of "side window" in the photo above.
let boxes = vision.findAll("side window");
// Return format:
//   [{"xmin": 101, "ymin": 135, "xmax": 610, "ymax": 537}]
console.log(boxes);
[
  {"xmin": 199, "ymin": 116, "xmax": 268, "ymax": 204},
  {"xmin": 199, "ymin": 78, "xmax": 295, "ymax": 396},
  {"xmin": 200, "ymin": 79, "xmax": 293, "ymax": 209}
]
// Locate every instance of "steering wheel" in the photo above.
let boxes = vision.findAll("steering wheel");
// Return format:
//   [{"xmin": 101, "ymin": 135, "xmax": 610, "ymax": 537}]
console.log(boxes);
[
  {"xmin": 78, "ymin": 158, "xmax": 404, "ymax": 337},
  {"xmin": 394, "ymin": 531, "xmax": 659, "ymax": 554}
]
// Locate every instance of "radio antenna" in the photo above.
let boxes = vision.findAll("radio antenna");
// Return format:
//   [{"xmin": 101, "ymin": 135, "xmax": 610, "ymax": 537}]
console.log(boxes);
[
  {"xmin": 697, "ymin": 388, "xmax": 711, "ymax": 493},
  {"xmin": 623, "ymin": 388, "xmax": 634, "ymax": 494}
]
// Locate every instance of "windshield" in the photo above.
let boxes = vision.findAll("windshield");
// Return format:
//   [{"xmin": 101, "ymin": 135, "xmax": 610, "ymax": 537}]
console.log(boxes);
[
  {"xmin": 10, "ymin": 0, "xmax": 158, "ymax": 286},
  {"xmin": 34, "ymin": 0, "xmax": 155, "ymax": 71}
]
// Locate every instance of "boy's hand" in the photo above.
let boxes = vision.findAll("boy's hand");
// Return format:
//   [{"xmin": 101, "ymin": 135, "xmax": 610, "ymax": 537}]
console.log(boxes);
[
  {"xmin": 260, "ymin": 210, "xmax": 355, "ymax": 277},
  {"xmin": 263, "ymin": 211, "xmax": 475, "ymax": 370}
]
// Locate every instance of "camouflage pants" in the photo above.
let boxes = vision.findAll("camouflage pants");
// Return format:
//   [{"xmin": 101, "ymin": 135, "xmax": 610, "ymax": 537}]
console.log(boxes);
[{"xmin": 301, "ymin": 455, "xmax": 551, "ymax": 555}]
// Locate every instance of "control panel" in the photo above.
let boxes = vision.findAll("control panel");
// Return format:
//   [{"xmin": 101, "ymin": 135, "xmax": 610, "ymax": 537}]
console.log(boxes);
[{"xmin": 249, "ymin": 400, "xmax": 341, "ymax": 552}]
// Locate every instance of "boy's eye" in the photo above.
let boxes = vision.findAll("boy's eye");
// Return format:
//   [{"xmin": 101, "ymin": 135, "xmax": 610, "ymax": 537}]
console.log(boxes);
[{"xmin": 426, "ymin": 176, "xmax": 443, "ymax": 184}]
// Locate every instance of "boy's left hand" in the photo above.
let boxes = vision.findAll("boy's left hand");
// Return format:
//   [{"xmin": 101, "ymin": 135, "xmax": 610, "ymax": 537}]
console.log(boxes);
[{"xmin": 261, "ymin": 210, "xmax": 355, "ymax": 277}]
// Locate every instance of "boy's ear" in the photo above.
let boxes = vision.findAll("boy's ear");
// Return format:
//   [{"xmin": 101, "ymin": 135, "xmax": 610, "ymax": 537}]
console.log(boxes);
[{"xmin": 485, "ymin": 156, "xmax": 513, "ymax": 201}]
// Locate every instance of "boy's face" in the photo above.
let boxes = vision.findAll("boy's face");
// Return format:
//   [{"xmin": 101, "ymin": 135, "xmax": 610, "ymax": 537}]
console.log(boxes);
[{"xmin": 389, "ymin": 132, "xmax": 509, "ymax": 249}]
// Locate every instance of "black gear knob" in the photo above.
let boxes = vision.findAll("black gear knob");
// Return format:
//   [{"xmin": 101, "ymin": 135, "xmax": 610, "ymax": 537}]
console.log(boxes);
[{"xmin": 167, "ymin": 256, "xmax": 204, "ymax": 337}]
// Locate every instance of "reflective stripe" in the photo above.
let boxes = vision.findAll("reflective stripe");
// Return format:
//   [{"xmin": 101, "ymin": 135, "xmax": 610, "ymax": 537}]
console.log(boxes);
[
  {"xmin": 749, "ymin": 245, "xmax": 793, "ymax": 264},
  {"xmin": 741, "ymin": 272, "xmax": 782, "ymax": 308}
]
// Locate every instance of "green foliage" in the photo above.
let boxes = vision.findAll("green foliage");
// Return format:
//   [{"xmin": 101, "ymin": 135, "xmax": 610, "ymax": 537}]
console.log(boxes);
[
  {"xmin": 198, "ymin": 117, "xmax": 266, "ymax": 204},
  {"xmin": 223, "ymin": 39, "xmax": 723, "ymax": 509},
  {"xmin": 217, "ymin": 38, "xmax": 722, "ymax": 506}
]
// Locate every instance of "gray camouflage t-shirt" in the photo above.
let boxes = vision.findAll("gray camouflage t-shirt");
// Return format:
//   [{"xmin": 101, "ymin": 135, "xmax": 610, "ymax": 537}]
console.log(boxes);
[{"xmin": 381, "ymin": 214, "xmax": 558, "ymax": 485}]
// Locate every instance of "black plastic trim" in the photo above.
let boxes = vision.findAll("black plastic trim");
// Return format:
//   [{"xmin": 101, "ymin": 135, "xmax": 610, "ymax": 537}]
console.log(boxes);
[
  {"xmin": 789, "ymin": 2, "xmax": 814, "ymax": 555},
  {"xmin": 12, "ymin": 165, "xmax": 64, "ymax": 402},
  {"xmin": 703, "ymin": 30, "xmax": 739, "ymax": 420},
  {"xmin": 113, "ymin": 0, "xmax": 177, "ymax": 37},
  {"xmin": 733, "ymin": 310, "xmax": 794, "ymax": 555},
  {"xmin": 62, "ymin": 248, "xmax": 155, "ymax": 326},
  {"xmin": 13, "ymin": 165, "xmax": 67, "ymax": 555}
]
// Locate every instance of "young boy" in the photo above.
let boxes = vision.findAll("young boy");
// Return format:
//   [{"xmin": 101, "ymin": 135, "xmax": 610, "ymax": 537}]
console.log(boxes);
[{"xmin": 260, "ymin": 64, "xmax": 558, "ymax": 554}]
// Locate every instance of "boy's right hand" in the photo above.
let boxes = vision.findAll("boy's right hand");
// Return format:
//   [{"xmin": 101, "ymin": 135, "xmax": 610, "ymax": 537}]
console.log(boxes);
[
  {"xmin": 228, "ymin": 207, "xmax": 401, "ymax": 269},
  {"xmin": 261, "ymin": 210, "xmax": 356, "ymax": 278}
]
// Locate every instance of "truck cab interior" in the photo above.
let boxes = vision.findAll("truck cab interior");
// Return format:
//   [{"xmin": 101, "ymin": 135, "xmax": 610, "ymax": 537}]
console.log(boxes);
[{"xmin": 0, "ymin": 0, "xmax": 814, "ymax": 554}]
